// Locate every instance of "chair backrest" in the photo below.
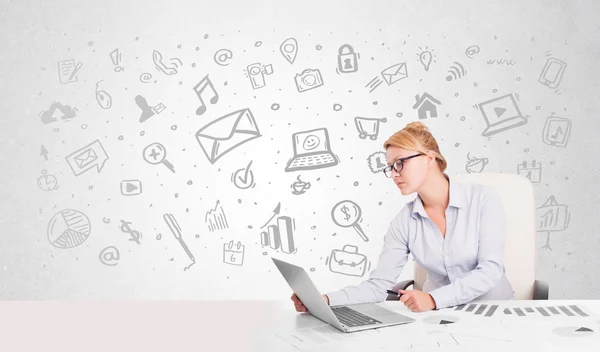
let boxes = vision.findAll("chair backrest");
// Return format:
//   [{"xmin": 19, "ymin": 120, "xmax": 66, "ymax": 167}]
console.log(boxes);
[{"xmin": 412, "ymin": 172, "xmax": 537, "ymax": 300}]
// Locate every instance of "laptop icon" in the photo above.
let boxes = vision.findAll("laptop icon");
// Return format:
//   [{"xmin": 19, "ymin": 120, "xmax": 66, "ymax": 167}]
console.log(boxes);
[
  {"xmin": 478, "ymin": 93, "xmax": 528, "ymax": 137},
  {"xmin": 272, "ymin": 257, "xmax": 415, "ymax": 333},
  {"xmin": 284, "ymin": 128, "xmax": 340, "ymax": 172}
]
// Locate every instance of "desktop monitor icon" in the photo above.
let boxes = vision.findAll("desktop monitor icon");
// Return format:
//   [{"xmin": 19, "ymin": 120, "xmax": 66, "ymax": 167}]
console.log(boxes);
[
  {"xmin": 478, "ymin": 93, "xmax": 528, "ymax": 137},
  {"xmin": 284, "ymin": 128, "xmax": 339, "ymax": 172}
]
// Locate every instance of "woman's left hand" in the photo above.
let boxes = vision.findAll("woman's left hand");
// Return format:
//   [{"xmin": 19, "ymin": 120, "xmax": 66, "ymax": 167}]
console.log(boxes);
[{"xmin": 398, "ymin": 289, "xmax": 436, "ymax": 312}]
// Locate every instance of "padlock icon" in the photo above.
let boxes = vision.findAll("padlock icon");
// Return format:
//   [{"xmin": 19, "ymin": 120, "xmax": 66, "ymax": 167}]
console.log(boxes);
[{"xmin": 337, "ymin": 44, "xmax": 358, "ymax": 73}]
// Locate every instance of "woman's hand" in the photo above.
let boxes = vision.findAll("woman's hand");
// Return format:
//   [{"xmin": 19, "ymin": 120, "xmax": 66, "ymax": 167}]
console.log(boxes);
[
  {"xmin": 291, "ymin": 293, "xmax": 330, "ymax": 312},
  {"xmin": 398, "ymin": 289, "xmax": 436, "ymax": 312}
]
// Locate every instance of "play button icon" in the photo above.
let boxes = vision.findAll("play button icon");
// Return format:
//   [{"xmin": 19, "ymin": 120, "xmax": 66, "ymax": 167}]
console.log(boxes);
[
  {"xmin": 494, "ymin": 107, "xmax": 507, "ymax": 118},
  {"xmin": 120, "ymin": 179, "xmax": 142, "ymax": 196}
]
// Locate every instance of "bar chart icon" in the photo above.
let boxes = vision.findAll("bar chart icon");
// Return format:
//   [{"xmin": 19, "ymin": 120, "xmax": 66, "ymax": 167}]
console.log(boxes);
[{"xmin": 260, "ymin": 216, "xmax": 297, "ymax": 254}]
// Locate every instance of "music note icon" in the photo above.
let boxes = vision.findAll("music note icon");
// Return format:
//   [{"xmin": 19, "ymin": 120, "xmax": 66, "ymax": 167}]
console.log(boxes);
[{"xmin": 193, "ymin": 74, "xmax": 219, "ymax": 115}]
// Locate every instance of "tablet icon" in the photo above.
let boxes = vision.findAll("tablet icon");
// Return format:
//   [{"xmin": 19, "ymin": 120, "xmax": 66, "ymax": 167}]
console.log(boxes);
[{"xmin": 539, "ymin": 57, "xmax": 566, "ymax": 90}]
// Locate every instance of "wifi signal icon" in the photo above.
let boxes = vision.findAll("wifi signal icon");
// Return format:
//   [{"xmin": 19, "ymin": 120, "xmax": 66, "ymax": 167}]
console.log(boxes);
[{"xmin": 446, "ymin": 62, "xmax": 467, "ymax": 81}]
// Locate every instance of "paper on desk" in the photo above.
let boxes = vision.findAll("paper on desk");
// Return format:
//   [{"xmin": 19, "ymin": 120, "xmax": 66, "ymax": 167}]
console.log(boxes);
[{"xmin": 273, "ymin": 322, "xmax": 381, "ymax": 350}]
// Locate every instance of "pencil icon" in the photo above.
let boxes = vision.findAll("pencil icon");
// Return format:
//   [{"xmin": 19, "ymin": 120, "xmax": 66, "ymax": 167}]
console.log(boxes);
[{"xmin": 163, "ymin": 213, "xmax": 195, "ymax": 264}]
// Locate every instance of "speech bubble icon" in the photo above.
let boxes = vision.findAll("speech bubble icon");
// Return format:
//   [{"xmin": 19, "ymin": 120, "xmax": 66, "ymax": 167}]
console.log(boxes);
[{"xmin": 65, "ymin": 139, "xmax": 109, "ymax": 176}]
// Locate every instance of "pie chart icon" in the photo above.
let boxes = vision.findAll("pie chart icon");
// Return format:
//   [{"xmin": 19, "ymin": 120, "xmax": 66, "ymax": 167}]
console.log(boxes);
[{"xmin": 47, "ymin": 209, "xmax": 91, "ymax": 249}]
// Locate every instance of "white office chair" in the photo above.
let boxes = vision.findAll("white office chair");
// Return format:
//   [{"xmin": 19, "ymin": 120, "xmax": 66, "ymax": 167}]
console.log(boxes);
[{"xmin": 386, "ymin": 172, "xmax": 549, "ymax": 302}]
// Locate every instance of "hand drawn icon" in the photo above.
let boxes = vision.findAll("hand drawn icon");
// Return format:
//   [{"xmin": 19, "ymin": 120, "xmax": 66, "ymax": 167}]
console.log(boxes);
[
  {"xmin": 195, "ymin": 108, "xmax": 261, "ymax": 165},
  {"xmin": 367, "ymin": 151, "xmax": 387, "ymax": 174},
  {"xmin": 232, "ymin": 160, "xmax": 255, "ymax": 189},
  {"xmin": 465, "ymin": 152, "xmax": 489, "ymax": 174},
  {"xmin": 259, "ymin": 203, "xmax": 297, "ymax": 254},
  {"xmin": 37, "ymin": 169, "xmax": 58, "ymax": 191},
  {"xmin": 337, "ymin": 44, "xmax": 359, "ymax": 73},
  {"xmin": 413, "ymin": 92, "xmax": 441, "ymax": 119},
  {"xmin": 280, "ymin": 38, "xmax": 298, "ymax": 64},
  {"xmin": 152, "ymin": 49, "xmax": 182, "ymax": 75},
  {"xmin": 120, "ymin": 219, "xmax": 142, "ymax": 245},
  {"xmin": 164, "ymin": 213, "xmax": 195, "ymax": 270},
  {"xmin": 206, "ymin": 200, "xmax": 229, "ymax": 232},
  {"xmin": 539, "ymin": 57, "xmax": 566, "ymax": 90},
  {"xmin": 291, "ymin": 175, "xmax": 311, "ymax": 195},
  {"xmin": 109, "ymin": 48, "xmax": 123, "ymax": 72},
  {"xmin": 57, "ymin": 59, "xmax": 83, "ymax": 84},
  {"xmin": 193, "ymin": 74, "xmax": 219, "ymax": 115},
  {"xmin": 120, "ymin": 179, "xmax": 142, "ymax": 196},
  {"xmin": 135, "ymin": 95, "xmax": 166, "ymax": 123},
  {"xmin": 354, "ymin": 117, "xmax": 387, "ymax": 140},
  {"xmin": 417, "ymin": 47, "xmax": 434, "ymax": 71},
  {"xmin": 366, "ymin": 62, "xmax": 408, "ymax": 93},
  {"xmin": 39, "ymin": 102, "xmax": 77, "ymax": 124},
  {"xmin": 139, "ymin": 72, "xmax": 152, "ymax": 83},
  {"xmin": 47, "ymin": 209, "xmax": 91, "ymax": 249},
  {"xmin": 542, "ymin": 115, "xmax": 571, "ymax": 147},
  {"xmin": 537, "ymin": 195, "xmax": 570, "ymax": 250},
  {"xmin": 142, "ymin": 142, "xmax": 175, "ymax": 173},
  {"xmin": 327, "ymin": 244, "xmax": 369, "ymax": 277},
  {"xmin": 95, "ymin": 80, "xmax": 112, "ymax": 109},
  {"xmin": 223, "ymin": 240, "xmax": 245, "ymax": 266},
  {"xmin": 331, "ymin": 200, "xmax": 369, "ymax": 242},
  {"xmin": 214, "ymin": 48, "xmax": 233, "ymax": 66},
  {"xmin": 40, "ymin": 145, "xmax": 49, "ymax": 160},
  {"xmin": 446, "ymin": 62, "xmax": 467, "ymax": 81},
  {"xmin": 517, "ymin": 160, "xmax": 542, "ymax": 183},
  {"xmin": 65, "ymin": 139, "xmax": 109, "ymax": 176},
  {"xmin": 285, "ymin": 128, "xmax": 339, "ymax": 172},
  {"xmin": 476, "ymin": 93, "xmax": 527, "ymax": 137},
  {"xmin": 99, "ymin": 246, "xmax": 120, "ymax": 266},
  {"xmin": 246, "ymin": 63, "xmax": 274, "ymax": 89},
  {"xmin": 465, "ymin": 45, "xmax": 480, "ymax": 59},
  {"xmin": 294, "ymin": 69, "xmax": 324, "ymax": 92}
]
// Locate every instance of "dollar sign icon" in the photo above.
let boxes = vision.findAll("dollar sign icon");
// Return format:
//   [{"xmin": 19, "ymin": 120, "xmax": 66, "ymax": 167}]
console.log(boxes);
[{"xmin": 341, "ymin": 205, "xmax": 351, "ymax": 221}]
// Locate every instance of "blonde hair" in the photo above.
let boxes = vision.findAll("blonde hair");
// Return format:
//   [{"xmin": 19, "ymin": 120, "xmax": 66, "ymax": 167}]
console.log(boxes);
[{"xmin": 383, "ymin": 121, "xmax": 447, "ymax": 172}]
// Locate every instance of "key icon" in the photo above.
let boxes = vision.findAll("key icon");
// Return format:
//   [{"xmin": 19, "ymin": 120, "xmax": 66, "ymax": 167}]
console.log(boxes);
[{"xmin": 143, "ymin": 142, "xmax": 175, "ymax": 173}]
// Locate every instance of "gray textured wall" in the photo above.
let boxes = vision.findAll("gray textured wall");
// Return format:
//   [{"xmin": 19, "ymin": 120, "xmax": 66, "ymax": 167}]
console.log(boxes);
[{"xmin": 0, "ymin": 0, "xmax": 599, "ymax": 300}]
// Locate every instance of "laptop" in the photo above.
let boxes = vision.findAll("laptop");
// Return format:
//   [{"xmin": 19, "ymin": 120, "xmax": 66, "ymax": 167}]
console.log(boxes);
[
  {"xmin": 272, "ymin": 257, "xmax": 415, "ymax": 333},
  {"xmin": 284, "ymin": 128, "xmax": 339, "ymax": 172},
  {"xmin": 478, "ymin": 93, "xmax": 528, "ymax": 137}
]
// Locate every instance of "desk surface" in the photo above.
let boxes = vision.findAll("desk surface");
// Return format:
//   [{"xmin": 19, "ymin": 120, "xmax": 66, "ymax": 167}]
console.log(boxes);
[{"xmin": 0, "ymin": 300, "xmax": 599, "ymax": 352}]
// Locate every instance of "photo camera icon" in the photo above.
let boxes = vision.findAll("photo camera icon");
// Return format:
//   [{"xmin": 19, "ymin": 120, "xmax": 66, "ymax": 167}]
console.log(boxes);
[{"xmin": 295, "ymin": 69, "xmax": 324, "ymax": 92}]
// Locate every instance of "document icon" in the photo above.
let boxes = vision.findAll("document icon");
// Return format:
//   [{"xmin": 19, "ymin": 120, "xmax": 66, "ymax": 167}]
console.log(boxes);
[
  {"xmin": 65, "ymin": 139, "xmax": 109, "ymax": 176},
  {"xmin": 57, "ymin": 59, "xmax": 83, "ymax": 84},
  {"xmin": 195, "ymin": 108, "xmax": 261, "ymax": 164}
]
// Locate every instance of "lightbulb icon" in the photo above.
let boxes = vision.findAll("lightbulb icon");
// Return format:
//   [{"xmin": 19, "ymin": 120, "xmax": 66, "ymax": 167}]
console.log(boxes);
[{"xmin": 419, "ymin": 51, "xmax": 433, "ymax": 71}]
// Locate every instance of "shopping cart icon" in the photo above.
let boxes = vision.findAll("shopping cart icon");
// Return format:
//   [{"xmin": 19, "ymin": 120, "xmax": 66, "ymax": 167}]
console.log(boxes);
[{"xmin": 354, "ymin": 117, "xmax": 387, "ymax": 140}]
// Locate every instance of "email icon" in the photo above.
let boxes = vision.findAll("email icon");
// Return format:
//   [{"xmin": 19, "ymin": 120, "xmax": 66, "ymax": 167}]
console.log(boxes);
[
  {"xmin": 195, "ymin": 108, "xmax": 261, "ymax": 164},
  {"xmin": 381, "ymin": 62, "xmax": 408, "ymax": 85},
  {"xmin": 65, "ymin": 139, "xmax": 109, "ymax": 176},
  {"xmin": 75, "ymin": 149, "xmax": 97, "ymax": 168}
]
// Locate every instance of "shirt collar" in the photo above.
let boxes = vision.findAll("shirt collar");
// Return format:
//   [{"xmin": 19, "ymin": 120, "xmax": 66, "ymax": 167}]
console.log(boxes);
[{"xmin": 412, "ymin": 173, "xmax": 466, "ymax": 218}]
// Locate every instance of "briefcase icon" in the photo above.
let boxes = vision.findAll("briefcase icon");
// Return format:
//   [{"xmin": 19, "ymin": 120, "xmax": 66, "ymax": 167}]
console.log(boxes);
[{"xmin": 329, "ymin": 245, "xmax": 367, "ymax": 277}]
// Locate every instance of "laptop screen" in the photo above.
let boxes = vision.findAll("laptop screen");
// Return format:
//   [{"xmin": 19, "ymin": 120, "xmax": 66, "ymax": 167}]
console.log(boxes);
[
  {"xmin": 293, "ymin": 128, "xmax": 330, "ymax": 155},
  {"xmin": 479, "ymin": 94, "xmax": 522, "ymax": 125}
]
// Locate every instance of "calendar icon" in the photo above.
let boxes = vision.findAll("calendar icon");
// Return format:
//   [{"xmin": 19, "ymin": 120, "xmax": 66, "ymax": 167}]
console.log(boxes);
[
  {"xmin": 223, "ymin": 240, "xmax": 245, "ymax": 266},
  {"xmin": 542, "ymin": 116, "xmax": 571, "ymax": 147},
  {"xmin": 517, "ymin": 160, "xmax": 542, "ymax": 183}
]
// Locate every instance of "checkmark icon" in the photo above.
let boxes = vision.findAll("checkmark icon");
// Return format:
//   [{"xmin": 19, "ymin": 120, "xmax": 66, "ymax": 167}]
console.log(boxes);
[{"xmin": 232, "ymin": 161, "xmax": 255, "ymax": 189}]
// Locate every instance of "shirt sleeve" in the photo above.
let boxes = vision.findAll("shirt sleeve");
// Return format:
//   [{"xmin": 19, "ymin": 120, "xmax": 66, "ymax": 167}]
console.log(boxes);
[
  {"xmin": 325, "ymin": 210, "xmax": 411, "ymax": 307},
  {"xmin": 428, "ymin": 186, "xmax": 507, "ymax": 309}
]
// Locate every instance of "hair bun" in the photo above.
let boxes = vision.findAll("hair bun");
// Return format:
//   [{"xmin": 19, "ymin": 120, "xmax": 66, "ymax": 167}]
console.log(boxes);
[{"xmin": 405, "ymin": 121, "xmax": 429, "ymax": 132}]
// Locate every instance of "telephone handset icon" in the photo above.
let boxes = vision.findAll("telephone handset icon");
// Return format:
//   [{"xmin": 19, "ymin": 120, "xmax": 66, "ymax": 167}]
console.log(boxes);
[{"xmin": 152, "ymin": 50, "xmax": 181, "ymax": 76}]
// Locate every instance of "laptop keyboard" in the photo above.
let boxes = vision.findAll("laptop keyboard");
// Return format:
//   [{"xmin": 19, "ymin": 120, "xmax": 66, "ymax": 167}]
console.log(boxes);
[
  {"xmin": 288, "ymin": 154, "xmax": 336, "ymax": 168},
  {"xmin": 331, "ymin": 306, "xmax": 382, "ymax": 327}
]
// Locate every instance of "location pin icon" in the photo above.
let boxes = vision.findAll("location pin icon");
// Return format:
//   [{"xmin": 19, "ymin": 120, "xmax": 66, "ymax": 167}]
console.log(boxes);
[{"xmin": 280, "ymin": 38, "xmax": 298, "ymax": 64}]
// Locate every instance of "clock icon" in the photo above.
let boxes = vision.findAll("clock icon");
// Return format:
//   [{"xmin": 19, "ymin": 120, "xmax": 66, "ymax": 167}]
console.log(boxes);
[{"xmin": 37, "ymin": 170, "xmax": 58, "ymax": 191}]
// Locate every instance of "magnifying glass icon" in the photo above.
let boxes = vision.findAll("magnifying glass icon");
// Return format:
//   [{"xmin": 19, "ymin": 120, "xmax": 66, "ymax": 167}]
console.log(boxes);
[
  {"xmin": 143, "ymin": 142, "xmax": 175, "ymax": 173},
  {"xmin": 331, "ymin": 200, "xmax": 369, "ymax": 242}
]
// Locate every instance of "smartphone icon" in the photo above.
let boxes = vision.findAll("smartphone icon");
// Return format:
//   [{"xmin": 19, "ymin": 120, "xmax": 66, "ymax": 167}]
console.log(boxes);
[{"xmin": 538, "ymin": 57, "xmax": 566, "ymax": 89}]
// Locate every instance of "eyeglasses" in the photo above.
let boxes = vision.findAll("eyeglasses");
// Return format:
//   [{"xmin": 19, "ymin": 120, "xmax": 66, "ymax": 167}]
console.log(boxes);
[{"xmin": 382, "ymin": 153, "xmax": 425, "ymax": 177}]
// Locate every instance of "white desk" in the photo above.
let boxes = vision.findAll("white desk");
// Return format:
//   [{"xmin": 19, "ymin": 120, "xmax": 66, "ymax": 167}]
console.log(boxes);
[{"xmin": 0, "ymin": 300, "xmax": 598, "ymax": 352}]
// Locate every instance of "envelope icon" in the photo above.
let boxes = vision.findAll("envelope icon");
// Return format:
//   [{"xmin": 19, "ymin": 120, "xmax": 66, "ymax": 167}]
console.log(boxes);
[
  {"xmin": 381, "ymin": 62, "xmax": 408, "ymax": 85},
  {"xmin": 196, "ymin": 108, "xmax": 261, "ymax": 164},
  {"xmin": 74, "ymin": 149, "xmax": 98, "ymax": 168}
]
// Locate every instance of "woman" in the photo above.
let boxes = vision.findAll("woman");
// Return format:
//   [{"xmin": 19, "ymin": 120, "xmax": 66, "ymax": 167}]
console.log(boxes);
[{"xmin": 292, "ymin": 121, "xmax": 515, "ymax": 313}]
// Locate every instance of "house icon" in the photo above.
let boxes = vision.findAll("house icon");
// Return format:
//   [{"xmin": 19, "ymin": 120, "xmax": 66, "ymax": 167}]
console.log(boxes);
[{"xmin": 413, "ymin": 92, "xmax": 441, "ymax": 119}]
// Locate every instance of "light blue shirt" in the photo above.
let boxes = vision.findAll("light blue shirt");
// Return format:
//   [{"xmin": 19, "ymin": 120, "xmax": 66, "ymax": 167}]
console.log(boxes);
[{"xmin": 326, "ymin": 173, "xmax": 515, "ymax": 309}]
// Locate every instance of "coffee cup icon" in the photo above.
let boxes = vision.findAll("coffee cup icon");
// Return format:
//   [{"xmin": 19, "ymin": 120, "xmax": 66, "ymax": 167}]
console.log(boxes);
[
  {"xmin": 465, "ymin": 152, "xmax": 489, "ymax": 174},
  {"xmin": 291, "ymin": 175, "xmax": 311, "ymax": 195}
]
